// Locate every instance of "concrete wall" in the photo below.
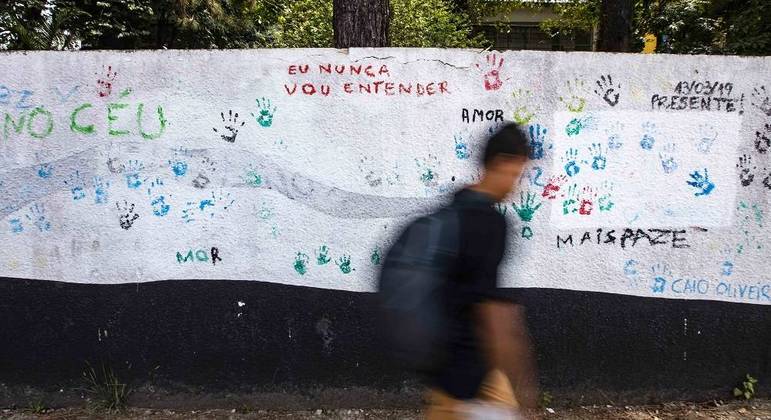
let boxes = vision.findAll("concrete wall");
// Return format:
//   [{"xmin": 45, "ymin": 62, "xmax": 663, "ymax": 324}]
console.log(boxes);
[{"xmin": 0, "ymin": 49, "xmax": 769, "ymax": 401}]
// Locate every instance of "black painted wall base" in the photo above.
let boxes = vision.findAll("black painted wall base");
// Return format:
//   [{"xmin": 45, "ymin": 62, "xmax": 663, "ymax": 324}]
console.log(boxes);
[{"xmin": 0, "ymin": 278, "xmax": 768, "ymax": 404}]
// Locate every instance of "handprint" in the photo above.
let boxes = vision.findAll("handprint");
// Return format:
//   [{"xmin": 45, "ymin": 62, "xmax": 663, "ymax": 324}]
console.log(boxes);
[
  {"xmin": 593, "ymin": 74, "xmax": 621, "ymax": 107},
  {"xmin": 96, "ymin": 65, "xmax": 117, "ymax": 97},
  {"xmin": 336, "ymin": 255, "xmax": 353, "ymax": 274},
  {"xmin": 558, "ymin": 79, "xmax": 587, "ymax": 113},
  {"xmin": 251, "ymin": 98, "xmax": 277, "ymax": 128},
  {"xmin": 116, "ymin": 201, "xmax": 140, "ymax": 230},
  {"xmin": 64, "ymin": 171, "xmax": 86, "ymax": 201},
  {"xmin": 25, "ymin": 203, "xmax": 51, "ymax": 232},
  {"xmin": 9, "ymin": 218, "xmax": 23, "ymax": 234},
  {"xmin": 598, "ymin": 181, "xmax": 615, "ymax": 212},
  {"xmin": 454, "ymin": 134, "xmax": 471, "ymax": 160},
  {"xmin": 168, "ymin": 149, "xmax": 190, "ymax": 177},
  {"xmin": 542, "ymin": 175, "xmax": 568, "ymax": 200},
  {"xmin": 192, "ymin": 157, "xmax": 217, "ymax": 189},
  {"xmin": 751, "ymin": 85, "xmax": 771, "ymax": 116},
  {"xmin": 370, "ymin": 247, "xmax": 382, "ymax": 266},
  {"xmin": 528, "ymin": 124, "xmax": 548, "ymax": 160},
  {"xmin": 659, "ymin": 143, "xmax": 678, "ymax": 174},
  {"xmin": 93, "ymin": 176, "xmax": 110, "ymax": 204},
  {"xmin": 511, "ymin": 89, "xmax": 537, "ymax": 125},
  {"xmin": 475, "ymin": 53, "xmax": 505, "ymax": 91},
  {"xmin": 416, "ymin": 155, "xmax": 440, "ymax": 187},
  {"xmin": 512, "ymin": 191, "xmax": 542, "ymax": 222},
  {"xmin": 294, "ymin": 252, "xmax": 310, "ymax": 275},
  {"xmin": 562, "ymin": 184, "xmax": 579, "ymax": 215},
  {"xmin": 125, "ymin": 160, "xmax": 146, "ymax": 189},
  {"xmin": 686, "ymin": 168, "xmax": 715, "ymax": 197},
  {"xmin": 37, "ymin": 163, "xmax": 53, "ymax": 179},
  {"xmin": 588, "ymin": 143, "xmax": 607, "ymax": 171},
  {"xmin": 562, "ymin": 148, "xmax": 581, "ymax": 177},
  {"xmin": 640, "ymin": 122, "xmax": 656, "ymax": 150},
  {"xmin": 695, "ymin": 123, "xmax": 717, "ymax": 154},
  {"xmin": 736, "ymin": 154, "xmax": 756, "ymax": 187},
  {"xmin": 606, "ymin": 122, "xmax": 624, "ymax": 150},
  {"xmin": 212, "ymin": 110, "xmax": 245, "ymax": 143},
  {"xmin": 147, "ymin": 178, "xmax": 171, "ymax": 217},
  {"xmin": 764, "ymin": 170, "xmax": 771, "ymax": 191},
  {"xmin": 242, "ymin": 164, "xmax": 264, "ymax": 187},
  {"xmin": 316, "ymin": 245, "xmax": 331, "ymax": 265},
  {"xmin": 755, "ymin": 123, "xmax": 771, "ymax": 154},
  {"xmin": 650, "ymin": 263, "xmax": 672, "ymax": 293},
  {"xmin": 578, "ymin": 186, "xmax": 596, "ymax": 215}
]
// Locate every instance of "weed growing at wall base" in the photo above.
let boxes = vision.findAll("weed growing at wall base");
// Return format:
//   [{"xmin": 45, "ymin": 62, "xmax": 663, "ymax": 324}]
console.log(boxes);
[{"xmin": 81, "ymin": 362, "xmax": 130, "ymax": 413}]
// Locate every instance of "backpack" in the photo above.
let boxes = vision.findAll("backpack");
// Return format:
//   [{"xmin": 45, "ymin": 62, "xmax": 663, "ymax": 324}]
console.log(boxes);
[{"xmin": 377, "ymin": 206, "xmax": 461, "ymax": 373}]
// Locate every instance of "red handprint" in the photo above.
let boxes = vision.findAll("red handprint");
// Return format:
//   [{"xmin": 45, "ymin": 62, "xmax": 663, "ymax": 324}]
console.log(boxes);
[
  {"xmin": 542, "ymin": 175, "xmax": 568, "ymax": 200},
  {"xmin": 579, "ymin": 186, "xmax": 596, "ymax": 215},
  {"xmin": 97, "ymin": 65, "xmax": 117, "ymax": 97},
  {"xmin": 476, "ymin": 54, "xmax": 505, "ymax": 91}
]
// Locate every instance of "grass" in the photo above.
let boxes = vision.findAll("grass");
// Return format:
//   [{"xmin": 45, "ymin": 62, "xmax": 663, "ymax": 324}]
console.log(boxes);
[{"xmin": 82, "ymin": 362, "xmax": 130, "ymax": 413}]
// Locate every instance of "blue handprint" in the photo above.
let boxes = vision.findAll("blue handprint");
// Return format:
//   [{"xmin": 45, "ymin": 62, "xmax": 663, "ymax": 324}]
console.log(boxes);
[
  {"xmin": 588, "ymin": 143, "xmax": 607, "ymax": 170},
  {"xmin": 125, "ymin": 160, "xmax": 145, "ymax": 189},
  {"xmin": 37, "ymin": 163, "xmax": 53, "ymax": 179},
  {"xmin": 93, "ymin": 176, "xmax": 110, "ymax": 204},
  {"xmin": 9, "ymin": 218, "xmax": 23, "ymax": 234},
  {"xmin": 147, "ymin": 178, "xmax": 170, "ymax": 217},
  {"xmin": 528, "ymin": 124, "xmax": 548, "ymax": 160},
  {"xmin": 169, "ymin": 159, "xmax": 188, "ymax": 177},
  {"xmin": 659, "ymin": 143, "xmax": 678, "ymax": 174},
  {"xmin": 562, "ymin": 148, "xmax": 581, "ymax": 177},
  {"xmin": 640, "ymin": 122, "xmax": 656, "ymax": 150},
  {"xmin": 64, "ymin": 171, "xmax": 86, "ymax": 200},
  {"xmin": 686, "ymin": 168, "xmax": 715, "ymax": 197},
  {"xmin": 25, "ymin": 203, "xmax": 51, "ymax": 232},
  {"xmin": 454, "ymin": 134, "xmax": 471, "ymax": 160},
  {"xmin": 650, "ymin": 263, "xmax": 671, "ymax": 293}
]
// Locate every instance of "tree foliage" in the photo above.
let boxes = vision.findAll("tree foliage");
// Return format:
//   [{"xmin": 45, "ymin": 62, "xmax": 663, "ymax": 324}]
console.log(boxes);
[{"xmin": 541, "ymin": 0, "xmax": 770, "ymax": 55}]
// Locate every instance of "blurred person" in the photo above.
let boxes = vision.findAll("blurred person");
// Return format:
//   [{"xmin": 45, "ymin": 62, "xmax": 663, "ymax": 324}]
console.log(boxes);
[{"xmin": 378, "ymin": 123, "xmax": 539, "ymax": 420}]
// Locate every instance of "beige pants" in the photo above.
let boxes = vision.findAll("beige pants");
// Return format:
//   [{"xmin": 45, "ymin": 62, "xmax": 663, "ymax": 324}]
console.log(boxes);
[{"xmin": 425, "ymin": 370, "xmax": 520, "ymax": 420}]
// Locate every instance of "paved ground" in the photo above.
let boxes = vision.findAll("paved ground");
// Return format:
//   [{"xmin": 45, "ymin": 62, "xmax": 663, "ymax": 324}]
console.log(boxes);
[{"xmin": 2, "ymin": 400, "xmax": 770, "ymax": 419}]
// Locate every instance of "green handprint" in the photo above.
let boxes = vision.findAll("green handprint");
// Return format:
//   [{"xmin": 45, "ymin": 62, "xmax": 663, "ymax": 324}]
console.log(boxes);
[
  {"xmin": 558, "ymin": 79, "xmax": 587, "ymax": 113},
  {"xmin": 294, "ymin": 252, "xmax": 309, "ymax": 275},
  {"xmin": 252, "ymin": 97, "xmax": 277, "ymax": 128},
  {"xmin": 562, "ymin": 184, "xmax": 579, "ymax": 215},
  {"xmin": 336, "ymin": 255, "xmax": 353, "ymax": 274},
  {"xmin": 512, "ymin": 191, "xmax": 542, "ymax": 222},
  {"xmin": 316, "ymin": 245, "xmax": 331, "ymax": 265},
  {"xmin": 512, "ymin": 89, "xmax": 537, "ymax": 125},
  {"xmin": 370, "ymin": 247, "xmax": 382, "ymax": 265}
]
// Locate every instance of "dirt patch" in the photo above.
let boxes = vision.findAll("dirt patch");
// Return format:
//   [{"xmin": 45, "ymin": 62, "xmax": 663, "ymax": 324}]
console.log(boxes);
[{"xmin": 2, "ymin": 400, "xmax": 770, "ymax": 419}]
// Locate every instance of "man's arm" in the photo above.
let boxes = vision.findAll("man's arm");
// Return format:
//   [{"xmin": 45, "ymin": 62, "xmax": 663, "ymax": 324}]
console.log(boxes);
[{"xmin": 476, "ymin": 301, "xmax": 539, "ymax": 409}]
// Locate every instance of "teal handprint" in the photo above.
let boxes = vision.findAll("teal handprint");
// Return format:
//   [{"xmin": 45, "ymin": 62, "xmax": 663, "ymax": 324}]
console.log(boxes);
[
  {"xmin": 252, "ymin": 98, "xmax": 277, "ymax": 128},
  {"xmin": 370, "ymin": 247, "xmax": 382, "ymax": 265},
  {"xmin": 336, "ymin": 255, "xmax": 353, "ymax": 274},
  {"xmin": 512, "ymin": 191, "xmax": 542, "ymax": 222},
  {"xmin": 316, "ymin": 245, "xmax": 331, "ymax": 265},
  {"xmin": 294, "ymin": 252, "xmax": 309, "ymax": 275}
]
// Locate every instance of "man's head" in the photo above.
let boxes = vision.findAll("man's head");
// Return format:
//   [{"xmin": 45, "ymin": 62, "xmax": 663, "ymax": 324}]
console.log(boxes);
[{"xmin": 476, "ymin": 123, "xmax": 530, "ymax": 201}]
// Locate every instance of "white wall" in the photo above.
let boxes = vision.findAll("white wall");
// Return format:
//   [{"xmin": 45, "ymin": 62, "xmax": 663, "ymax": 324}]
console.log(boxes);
[{"xmin": 0, "ymin": 49, "xmax": 768, "ymax": 305}]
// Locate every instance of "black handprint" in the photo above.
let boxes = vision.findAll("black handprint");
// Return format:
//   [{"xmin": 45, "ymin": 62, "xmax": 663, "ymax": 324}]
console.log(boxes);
[
  {"xmin": 594, "ymin": 74, "xmax": 621, "ymax": 107},
  {"xmin": 755, "ymin": 123, "xmax": 770, "ymax": 154},
  {"xmin": 736, "ymin": 154, "xmax": 756, "ymax": 187},
  {"xmin": 117, "ymin": 200, "xmax": 140, "ymax": 230},
  {"xmin": 212, "ymin": 110, "xmax": 245, "ymax": 143},
  {"xmin": 751, "ymin": 85, "xmax": 771, "ymax": 116}
]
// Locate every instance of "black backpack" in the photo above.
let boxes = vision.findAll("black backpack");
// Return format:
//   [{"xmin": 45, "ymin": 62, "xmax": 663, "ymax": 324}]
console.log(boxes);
[{"xmin": 377, "ymin": 206, "xmax": 461, "ymax": 373}]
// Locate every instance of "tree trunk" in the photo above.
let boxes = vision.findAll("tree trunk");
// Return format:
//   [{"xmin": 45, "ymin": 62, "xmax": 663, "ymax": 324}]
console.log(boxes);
[
  {"xmin": 597, "ymin": 0, "xmax": 634, "ymax": 52},
  {"xmin": 333, "ymin": 0, "xmax": 390, "ymax": 48}
]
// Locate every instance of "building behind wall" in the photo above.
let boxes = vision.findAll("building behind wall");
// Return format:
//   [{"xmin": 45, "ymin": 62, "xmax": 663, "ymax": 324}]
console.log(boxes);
[{"xmin": 475, "ymin": 0, "xmax": 594, "ymax": 51}]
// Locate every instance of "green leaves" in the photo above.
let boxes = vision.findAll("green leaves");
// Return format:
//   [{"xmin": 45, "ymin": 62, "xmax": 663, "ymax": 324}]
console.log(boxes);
[{"xmin": 733, "ymin": 374, "xmax": 758, "ymax": 400}]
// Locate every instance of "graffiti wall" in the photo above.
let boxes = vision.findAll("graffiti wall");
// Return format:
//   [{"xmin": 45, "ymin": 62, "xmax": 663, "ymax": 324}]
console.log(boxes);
[{"xmin": 0, "ymin": 49, "xmax": 769, "ymax": 305}]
